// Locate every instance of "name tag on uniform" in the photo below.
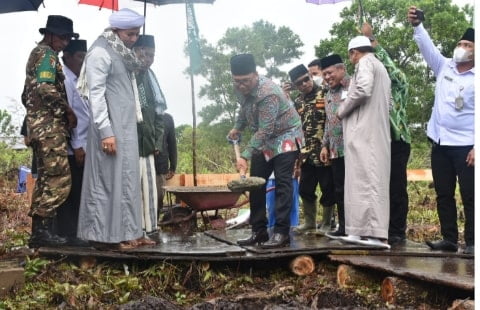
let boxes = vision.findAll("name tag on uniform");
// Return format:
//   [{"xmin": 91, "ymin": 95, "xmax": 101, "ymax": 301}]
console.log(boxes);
[
  {"xmin": 341, "ymin": 91, "xmax": 348, "ymax": 100},
  {"xmin": 444, "ymin": 75, "xmax": 453, "ymax": 82}
]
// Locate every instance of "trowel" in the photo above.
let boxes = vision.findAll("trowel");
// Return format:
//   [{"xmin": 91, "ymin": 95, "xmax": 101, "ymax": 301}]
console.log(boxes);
[{"xmin": 226, "ymin": 135, "xmax": 266, "ymax": 192}]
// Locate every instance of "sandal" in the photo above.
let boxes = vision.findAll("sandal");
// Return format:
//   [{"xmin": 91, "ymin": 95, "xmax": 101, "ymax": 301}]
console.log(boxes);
[
  {"xmin": 136, "ymin": 237, "xmax": 156, "ymax": 246},
  {"xmin": 118, "ymin": 240, "xmax": 140, "ymax": 250}
]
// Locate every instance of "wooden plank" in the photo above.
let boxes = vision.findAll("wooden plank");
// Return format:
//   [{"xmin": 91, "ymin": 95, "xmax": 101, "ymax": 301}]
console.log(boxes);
[
  {"xmin": 0, "ymin": 260, "xmax": 25, "ymax": 297},
  {"xmin": 406, "ymin": 169, "xmax": 433, "ymax": 181},
  {"xmin": 328, "ymin": 255, "xmax": 474, "ymax": 291}
]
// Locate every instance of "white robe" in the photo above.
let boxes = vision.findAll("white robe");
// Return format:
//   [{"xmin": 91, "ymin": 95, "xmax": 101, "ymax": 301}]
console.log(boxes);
[
  {"xmin": 338, "ymin": 53, "xmax": 391, "ymax": 239},
  {"xmin": 77, "ymin": 36, "xmax": 143, "ymax": 243}
]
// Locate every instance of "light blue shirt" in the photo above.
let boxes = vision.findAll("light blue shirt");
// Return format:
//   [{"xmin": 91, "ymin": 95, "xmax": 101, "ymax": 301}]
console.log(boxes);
[
  {"xmin": 63, "ymin": 64, "xmax": 90, "ymax": 154},
  {"xmin": 413, "ymin": 23, "xmax": 475, "ymax": 146}
]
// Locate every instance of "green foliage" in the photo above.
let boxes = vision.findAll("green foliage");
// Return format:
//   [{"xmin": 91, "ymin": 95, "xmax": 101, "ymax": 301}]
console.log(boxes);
[
  {"xmin": 175, "ymin": 122, "xmax": 252, "ymax": 174},
  {"xmin": 314, "ymin": 0, "xmax": 472, "ymax": 128},
  {"xmin": 24, "ymin": 257, "xmax": 50, "ymax": 279},
  {"xmin": 196, "ymin": 20, "xmax": 303, "ymax": 126},
  {"xmin": 0, "ymin": 109, "xmax": 16, "ymax": 139}
]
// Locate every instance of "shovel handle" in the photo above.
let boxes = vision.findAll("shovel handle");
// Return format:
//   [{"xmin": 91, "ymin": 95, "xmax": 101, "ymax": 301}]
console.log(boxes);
[{"xmin": 233, "ymin": 143, "xmax": 247, "ymax": 178}]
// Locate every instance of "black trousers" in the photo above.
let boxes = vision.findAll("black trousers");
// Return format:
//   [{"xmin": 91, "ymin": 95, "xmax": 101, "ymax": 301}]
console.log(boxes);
[
  {"xmin": 431, "ymin": 144, "xmax": 474, "ymax": 246},
  {"xmin": 57, "ymin": 155, "xmax": 84, "ymax": 238},
  {"xmin": 388, "ymin": 140, "xmax": 411, "ymax": 239},
  {"xmin": 331, "ymin": 157, "xmax": 345, "ymax": 233},
  {"xmin": 299, "ymin": 160, "xmax": 336, "ymax": 207},
  {"xmin": 249, "ymin": 151, "xmax": 298, "ymax": 235}
]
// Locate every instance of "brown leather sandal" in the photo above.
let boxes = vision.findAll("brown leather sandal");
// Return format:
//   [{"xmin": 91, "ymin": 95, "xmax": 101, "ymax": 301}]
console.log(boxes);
[{"xmin": 136, "ymin": 237, "xmax": 156, "ymax": 246}]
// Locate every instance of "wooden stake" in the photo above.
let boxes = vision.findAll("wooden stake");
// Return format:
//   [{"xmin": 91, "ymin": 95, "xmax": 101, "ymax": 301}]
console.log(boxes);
[{"xmin": 289, "ymin": 255, "xmax": 315, "ymax": 276}]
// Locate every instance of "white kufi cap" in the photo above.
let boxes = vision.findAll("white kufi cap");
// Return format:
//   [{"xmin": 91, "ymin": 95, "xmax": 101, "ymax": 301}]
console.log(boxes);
[
  {"xmin": 109, "ymin": 8, "xmax": 145, "ymax": 29},
  {"xmin": 348, "ymin": 36, "xmax": 371, "ymax": 50}
]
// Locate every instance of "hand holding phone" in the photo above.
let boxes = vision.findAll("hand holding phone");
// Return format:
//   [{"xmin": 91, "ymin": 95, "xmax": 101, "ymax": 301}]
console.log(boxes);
[{"xmin": 415, "ymin": 9, "xmax": 425, "ymax": 21}]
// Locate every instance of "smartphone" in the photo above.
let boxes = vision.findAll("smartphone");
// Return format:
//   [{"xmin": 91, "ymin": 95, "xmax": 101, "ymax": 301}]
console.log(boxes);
[{"xmin": 415, "ymin": 9, "xmax": 425, "ymax": 21}]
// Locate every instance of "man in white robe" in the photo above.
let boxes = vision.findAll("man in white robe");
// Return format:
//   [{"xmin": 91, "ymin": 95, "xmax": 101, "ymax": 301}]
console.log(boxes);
[
  {"xmin": 77, "ymin": 9, "xmax": 146, "ymax": 250},
  {"xmin": 337, "ymin": 36, "xmax": 391, "ymax": 249}
]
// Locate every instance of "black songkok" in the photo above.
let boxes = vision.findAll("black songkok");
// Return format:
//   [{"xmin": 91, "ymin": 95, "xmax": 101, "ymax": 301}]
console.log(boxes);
[
  {"xmin": 230, "ymin": 53, "xmax": 256, "ymax": 75},
  {"xmin": 320, "ymin": 54, "xmax": 343, "ymax": 70},
  {"xmin": 134, "ymin": 34, "xmax": 155, "ymax": 48},
  {"xmin": 288, "ymin": 64, "xmax": 308, "ymax": 82},
  {"xmin": 460, "ymin": 28, "xmax": 474, "ymax": 42},
  {"xmin": 64, "ymin": 39, "xmax": 87, "ymax": 54}
]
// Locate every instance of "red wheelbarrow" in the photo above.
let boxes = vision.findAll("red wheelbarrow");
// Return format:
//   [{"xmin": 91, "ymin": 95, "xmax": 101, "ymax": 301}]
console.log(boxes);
[{"xmin": 160, "ymin": 186, "xmax": 249, "ymax": 233}]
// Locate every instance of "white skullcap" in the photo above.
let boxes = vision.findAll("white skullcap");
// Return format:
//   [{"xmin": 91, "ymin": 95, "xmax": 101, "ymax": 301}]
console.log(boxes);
[
  {"xmin": 109, "ymin": 8, "xmax": 145, "ymax": 29},
  {"xmin": 348, "ymin": 36, "xmax": 371, "ymax": 50}
]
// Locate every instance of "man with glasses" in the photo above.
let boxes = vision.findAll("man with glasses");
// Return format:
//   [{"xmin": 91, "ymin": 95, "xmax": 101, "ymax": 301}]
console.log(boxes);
[
  {"xmin": 23, "ymin": 15, "xmax": 79, "ymax": 248},
  {"xmin": 227, "ymin": 53, "xmax": 304, "ymax": 248},
  {"xmin": 288, "ymin": 64, "xmax": 335, "ymax": 235}
]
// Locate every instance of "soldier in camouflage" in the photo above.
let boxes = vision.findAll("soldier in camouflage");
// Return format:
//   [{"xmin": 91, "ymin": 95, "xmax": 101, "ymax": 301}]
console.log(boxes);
[
  {"xmin": 23, "ymin": 15, "xmax": 79, "ymax": 248},
  {"xmin": 287, "ymin": 64, "xmax": 336, "ymax": 234}
]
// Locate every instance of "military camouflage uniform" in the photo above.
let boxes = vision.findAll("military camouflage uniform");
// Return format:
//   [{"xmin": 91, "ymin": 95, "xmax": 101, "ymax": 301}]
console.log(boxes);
[
  {"xmin": 294, "ymin": 85, "xmax": 327, "ymax": 167},
  {"xmin": 294, "ymin": 84, "xmax": 335, "ymax": 209},
  {"xmin": 23, "ymin": 43, "xmax": 71, "ymax": 218}
]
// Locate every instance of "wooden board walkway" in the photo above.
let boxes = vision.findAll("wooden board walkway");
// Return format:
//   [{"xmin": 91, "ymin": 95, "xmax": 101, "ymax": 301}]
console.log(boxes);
[{"xmin": 38, "ymin": 229, "xmax": 474, "ymax": 292}]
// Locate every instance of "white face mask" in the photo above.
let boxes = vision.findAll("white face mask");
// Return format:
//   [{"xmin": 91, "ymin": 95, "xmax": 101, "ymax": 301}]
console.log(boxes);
[
  {"xmin": 312, "ymin": 75, "xmax": 323, "ymax": 87},
  {"xmin": 453, "ymin": 47, "xmax": 473, "ymax": 63}
]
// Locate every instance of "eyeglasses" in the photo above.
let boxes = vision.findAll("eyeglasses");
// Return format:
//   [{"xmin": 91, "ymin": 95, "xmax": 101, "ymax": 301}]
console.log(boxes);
[
  {"xmin": 233, "ymin": 76, "xmax": 255, "ymax": 86},
  {"xmin": 294, "ymin": 76, "xmax": 310, "ymax": 87}
]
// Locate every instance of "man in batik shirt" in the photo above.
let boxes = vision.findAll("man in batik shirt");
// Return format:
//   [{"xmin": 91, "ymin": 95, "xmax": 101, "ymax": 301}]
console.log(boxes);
[{"xmin": 227, "ymin": 53, "xmax": 304, "ymax": 249}]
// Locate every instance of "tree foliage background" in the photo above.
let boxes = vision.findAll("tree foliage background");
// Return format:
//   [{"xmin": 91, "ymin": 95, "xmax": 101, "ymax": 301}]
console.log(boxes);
[
  {"xmin": 175, "ymin": 0, "xmax": 473, "ymax": 174},
  {"xmin": 315, "ymin": 0, "xmax": 473, "ymax": 140}
]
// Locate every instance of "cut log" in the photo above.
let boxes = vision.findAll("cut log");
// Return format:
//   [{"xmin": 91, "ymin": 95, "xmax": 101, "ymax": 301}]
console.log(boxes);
[
  {"xmin": 336, "ymin": 264, "xmax": 373, "ymax": 288},
  {"xmin": 381, "ymin": 276, "xmax": 424, "ymax": 305},
  {"xmin": 448, "ymin": 299, "xmax": 475, "ymax": 310},
  {"xmin": 289, "ymin": 255, "xmax": 315, "ymax": 276},
  {"xmin": 79, "ymin": 257, "xmax": 97, "ymax": 270}
]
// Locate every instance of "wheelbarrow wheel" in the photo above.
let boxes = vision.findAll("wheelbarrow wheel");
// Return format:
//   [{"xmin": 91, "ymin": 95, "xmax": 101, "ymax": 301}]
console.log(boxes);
[{"xmin": 160, "ymin": 206, "xmax": 197, "ymax": 234}]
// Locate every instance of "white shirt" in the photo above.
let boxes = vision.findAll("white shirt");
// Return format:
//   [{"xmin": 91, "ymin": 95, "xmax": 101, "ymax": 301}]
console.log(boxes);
[
  {"xmin": 63, "ymin": 64, "xmax": 90, "ymax": 155},
  {"xmin": 414, "ymin": 23, "xmax": 475, "ymax": 146}
]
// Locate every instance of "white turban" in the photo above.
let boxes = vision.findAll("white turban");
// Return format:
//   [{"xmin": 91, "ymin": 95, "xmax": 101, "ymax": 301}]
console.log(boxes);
[
  {"xmin": 348, "ymin": 36, "xmax": 371, "ymax": 51},
  {"xmin": 109, "ymin": 8, "xmax": 145, "ymax": 29}
]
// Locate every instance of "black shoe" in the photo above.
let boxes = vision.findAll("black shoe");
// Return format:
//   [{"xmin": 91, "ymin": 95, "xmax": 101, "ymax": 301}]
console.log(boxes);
[
  {"xmin": 325, "ymin": 230, "xmax": 346, "ymax": 240},
  {"xmin": 426, "ymin": 240, "xmax": 458, "ymax": 252},
  {"xmin": 237, "ymin": 230, "xmax": 269, "ymax": 246},
  {"xmin": 29, "ymin": 216, "xmax": 68, "ymax": 248},
  {"xmin": 66, "ymin": 237, "xmax": 91, "ymax": 247},
  {"xmin": 260, "ymin": 233, "xmax": 290, "ymax": 249},
  {"xmin": 388, "ymin": 236, "xmax": 406, "ymax": 246},
  {"xmin": 463, "ymin": 245, "xmax": 474, "ymax": 255}
]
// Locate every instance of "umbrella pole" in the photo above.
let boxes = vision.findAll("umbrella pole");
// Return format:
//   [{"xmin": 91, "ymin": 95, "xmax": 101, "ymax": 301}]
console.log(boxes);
[
  {"xmin": 190, "ymin": 71, "xmax": 198, "ymax": 187},
  {"xmin": 143, "ymin": 0, "xmax": 147, "ymax": 34}
]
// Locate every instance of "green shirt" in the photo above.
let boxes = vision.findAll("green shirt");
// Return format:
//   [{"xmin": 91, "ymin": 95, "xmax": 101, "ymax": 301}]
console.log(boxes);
[{"xmin": 374, "ymin": 45, "xmax": 411, "ymax": 144}]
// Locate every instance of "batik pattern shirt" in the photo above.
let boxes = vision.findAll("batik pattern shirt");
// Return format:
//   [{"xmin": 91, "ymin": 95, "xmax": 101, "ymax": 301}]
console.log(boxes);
[
  {"xmin": 322, "ymin": 76, "xmax": 350, "ymax": 159},
  {"xmin": 234, "ymin": 76, "xmax": 304, "ymax": 161},
  {"xmin": 374, "ymin": 45, "xmax": 411, "ymax": 143},
  {"xmin": 294, "ymin": 85, "xmax": 327, "ymax": 166}
]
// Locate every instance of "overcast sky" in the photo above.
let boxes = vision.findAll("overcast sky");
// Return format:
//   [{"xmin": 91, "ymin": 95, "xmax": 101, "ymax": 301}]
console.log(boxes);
[{"xmin": 0, "ymin": 0, "xmax": 475, "ymax": 130}]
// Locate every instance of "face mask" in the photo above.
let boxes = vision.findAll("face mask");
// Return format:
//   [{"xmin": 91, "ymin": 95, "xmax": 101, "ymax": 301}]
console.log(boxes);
[
  {"xmin": 312, "ymin": 75, "xmax": 323, "ymax": 87},
  {"xmin": 453, "ymin": 47, "xmax": 473, "ymax": 63}
]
